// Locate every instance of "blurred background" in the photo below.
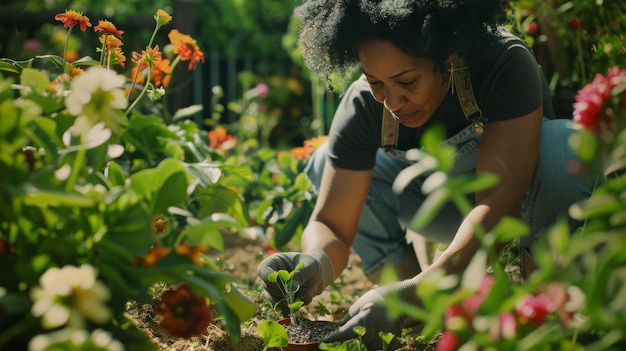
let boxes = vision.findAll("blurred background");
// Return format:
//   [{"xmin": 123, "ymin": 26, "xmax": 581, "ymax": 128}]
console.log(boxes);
[{"xmin": 1, "ymin": 0, "xmax": 624, "ymax": 148}]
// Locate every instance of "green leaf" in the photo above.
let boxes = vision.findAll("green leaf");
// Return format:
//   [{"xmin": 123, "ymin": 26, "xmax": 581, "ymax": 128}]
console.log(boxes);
[
  {"xmin": 194, "ymin": 186, "xmax": 251, "ymax": 226},
  {"xmin": 273, "ymin": 201, "xmax": 308, "ymax": 248},
  {"xmin": 489, "ymin": 216, "xmax": 530, "ymax": 243},
  {"xmin": 27, "ymin": 116, "xmax": 61, "ymax": 162},
  {"xmin": 130, "ymin": 158, "xmax": 190, "ymax": 215},
  {"xmin": 392, "ymin": 156, "xmax": 437, "ymax": 194},
  {"xmin": 107, "ymin": 161, "xmax": 126, "ymax": 187},
  {"xmin": 223, "ymin": 285, "xmax": 257, "ymax": 322},
  {"xmin": 22, "ymin": 185, "xmax": 96, "ymax": 207},
  {"xmin": 185, "ymin": 162, "xmax": 222, "ymax": 187},
  {"xmin": 408, "ymin": 187, "xmax": 450, "ymax": 231},
  {"xmin": 257, "ymin": 320, "xmax": 288, "ymax": 349},
  {"xmin": 20, "ymin": 68, "xmax": 49, "ymax": 93},
  {"xmin": 172, "ymin": 104, "xmax": 204, "ymax": 121},
  {"xmin": 180, "ymin": 219, "xmax": 229, "ymax": 250}
]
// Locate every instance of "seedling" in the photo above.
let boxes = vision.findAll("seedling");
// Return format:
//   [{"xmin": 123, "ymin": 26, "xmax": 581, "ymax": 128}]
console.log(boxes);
[
  {"xmin": 267, "ymin": 261, "xmax": 305, "ymax": 324},
  {"xmin": 318, "ymin": 327, "xmax": 396, "ymax": 351},
  {"xmin": 258, "ymin": 320, "xmax": 289, "ymax": 351}
]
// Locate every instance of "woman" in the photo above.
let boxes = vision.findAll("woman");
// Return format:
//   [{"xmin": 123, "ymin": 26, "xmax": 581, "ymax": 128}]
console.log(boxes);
[{"xmin": 257, "ymin": 0, "xmax": 592, "ymax": 349}]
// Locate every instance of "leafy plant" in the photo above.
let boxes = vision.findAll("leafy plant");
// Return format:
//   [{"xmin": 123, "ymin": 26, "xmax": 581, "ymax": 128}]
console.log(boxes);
[
  {"xmin": 258, "ymin": 320, "xmax": 289, "ymax": 351},
  {"xmin": 0, "ymin": 8, "xmax": 260, "ymax": 350},
  {"xmin": 314, "ymin": 326, "xmax": 397, "ymax": 351},
  {"xmin": 267, "ymin": 262, "xmax": 306, "ymax": 324}
]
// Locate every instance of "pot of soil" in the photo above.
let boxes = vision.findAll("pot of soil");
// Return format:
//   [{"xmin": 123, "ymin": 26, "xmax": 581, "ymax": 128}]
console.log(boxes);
[{"xmin": 277, "ymin": 317, "xmax": 338, "ymax": 351}]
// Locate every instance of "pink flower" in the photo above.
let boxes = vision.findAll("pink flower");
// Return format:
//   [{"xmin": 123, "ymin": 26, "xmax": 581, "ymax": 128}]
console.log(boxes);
[
  {"xmin": 499, "ymin": 312, "xmax": 518, "ymax": 340},
  {"xmin": 437, "ymin": 331, "xmax": 458, "ymax": 351},
  {"xmin": 516, "ymin": 294, "xmax": 555, "ymax": 326},
  {"xmin": 256, "ymin": 83, "xmax": 269, "ymax": 99},
  {"xmin": 573, "ymin": 66, "xmax": 626, "ymax": 132},
  {"xmin": 573, "ymin": 73, "xmax": 611, "ymax": 131}
]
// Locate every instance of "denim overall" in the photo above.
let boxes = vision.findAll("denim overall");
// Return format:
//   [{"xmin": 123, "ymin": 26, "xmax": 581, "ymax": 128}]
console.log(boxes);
[{"xmin": 305, "ymin": 63, "xmax": 593, "ymax": 275}]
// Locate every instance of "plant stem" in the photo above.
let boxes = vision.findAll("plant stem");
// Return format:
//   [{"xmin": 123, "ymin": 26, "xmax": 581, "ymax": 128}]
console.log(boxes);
[
  {"xmin": 125, "ymin": 71, "xmax": 152, "ymax": 117},
  {"xmin": 66, "ymin": 138, "xmax": 87, "ymax": 192},
  {"xmin": 99, "ymin": 35, "xmax": 109, "ymax": 66},
  {"xmin": 62, "ymin": 26, "xmax": 74, "ymax": 74}
]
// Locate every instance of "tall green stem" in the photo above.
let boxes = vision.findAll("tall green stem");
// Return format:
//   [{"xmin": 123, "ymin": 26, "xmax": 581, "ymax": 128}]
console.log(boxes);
[
  {"xmin": 62, "ymin": 26, "xmax": 74, "ymax": 74},
  {"xmin": 125, "ymin": 71, "xmax": 152, "ymax": 117},
  {"xmin": 65, "ymin": 138, "xmax": 87, "ymax": 192}
]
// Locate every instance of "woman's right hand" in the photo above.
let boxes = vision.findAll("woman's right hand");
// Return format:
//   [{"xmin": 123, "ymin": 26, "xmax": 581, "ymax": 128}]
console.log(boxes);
[{"xmin": 256, "ymin": 250, "xmax": 334, "ymax": 312}]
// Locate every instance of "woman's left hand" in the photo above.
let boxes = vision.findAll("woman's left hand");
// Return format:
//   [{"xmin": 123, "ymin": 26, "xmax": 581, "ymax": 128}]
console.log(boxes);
[{"xmin": 322, "ymin": 279, "xmax": 420, "ymax": 350}]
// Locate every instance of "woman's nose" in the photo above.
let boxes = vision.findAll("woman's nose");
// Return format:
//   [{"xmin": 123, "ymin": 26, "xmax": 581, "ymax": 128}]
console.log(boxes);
[{"xmin": 383, "ymin": 88, "xmax": 406, "ymax": 111}]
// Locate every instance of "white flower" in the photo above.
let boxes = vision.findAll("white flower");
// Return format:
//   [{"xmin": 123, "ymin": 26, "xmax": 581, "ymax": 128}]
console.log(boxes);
[
  {"xmin": 30, "ymin": 265, "xmax": 112, "ymax": 329},
  {"xmin": 64, "ymin": 67, "xmax": 128, "ymax": 133},
  {"xmin": 28, "ymin": 328, "xmax": 125, "ymax": 351}
]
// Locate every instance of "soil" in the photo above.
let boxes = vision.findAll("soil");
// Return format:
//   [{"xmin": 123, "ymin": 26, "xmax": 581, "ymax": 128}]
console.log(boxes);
[
  {"xmin": 128, "ymin": 232, "xmax": 438, "ymax": 351},
  {"xmin": 280, "ymin": 318, "xmax": 339, "ymax": 344}
]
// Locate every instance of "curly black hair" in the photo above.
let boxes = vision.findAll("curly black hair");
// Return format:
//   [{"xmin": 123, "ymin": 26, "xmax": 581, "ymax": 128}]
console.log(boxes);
[{"xmin": 298, "ymin": 0, "xmax": 512, "ymax": 79}]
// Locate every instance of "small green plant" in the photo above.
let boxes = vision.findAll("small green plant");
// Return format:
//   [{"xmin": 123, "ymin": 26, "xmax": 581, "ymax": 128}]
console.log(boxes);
[
  {"xmin": 267, "ymin": 261, "xmax": 306, "ymax": 324},
  {"xmin": 257, "ymin": 320, "xmax": 289, "ymax": 351},
  {"xmin": 318, "ymin": 326, "xmax": 398, "ymax": 351}
]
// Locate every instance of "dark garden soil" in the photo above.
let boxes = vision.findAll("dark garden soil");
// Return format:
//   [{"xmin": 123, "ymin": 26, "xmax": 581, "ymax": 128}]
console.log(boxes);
[{"xmin": 128, "ymin": 232, "xmax": 438, "ymax": 351}]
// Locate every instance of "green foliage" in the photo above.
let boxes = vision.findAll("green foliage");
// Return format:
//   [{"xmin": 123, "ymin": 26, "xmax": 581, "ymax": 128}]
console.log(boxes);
[
  {"xmin": 267, "ymin": 262, "xmax": 305, "ymax": 322},
  {"xmin": 258, "ymin": 320, "xmax": 289, "ymax": 351}
]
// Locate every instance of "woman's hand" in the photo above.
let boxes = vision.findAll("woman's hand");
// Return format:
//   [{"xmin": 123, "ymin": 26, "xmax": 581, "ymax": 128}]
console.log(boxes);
[{"xmin": 322, "ymin": 279, "xmax": 420, "ymax": 350}]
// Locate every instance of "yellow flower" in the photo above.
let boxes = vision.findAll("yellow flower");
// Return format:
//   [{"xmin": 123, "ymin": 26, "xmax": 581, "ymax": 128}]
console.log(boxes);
[{"xmin": 155, "ymin": 9, "xmax": 172, "ymax": 28}]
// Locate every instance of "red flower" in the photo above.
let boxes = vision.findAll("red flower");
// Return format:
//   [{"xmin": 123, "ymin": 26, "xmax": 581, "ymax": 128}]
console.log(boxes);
[
  {"xmin": 155, "ymin": 284, "xmax": 212, "ymax": 338},
  {"xmin": 567, "ymin": 18, "xmax": 582, "ymax": 30},
  {"xmin": 515, "ymin": 294, "xmax": 555, "ymax": 326},
  {"xmin": 437, "ymin": 331, "xmax": 458, "ymax": 351},
  {"xmin": 55, "ymin": 10, "xmax": 92, "ymax": 32}
]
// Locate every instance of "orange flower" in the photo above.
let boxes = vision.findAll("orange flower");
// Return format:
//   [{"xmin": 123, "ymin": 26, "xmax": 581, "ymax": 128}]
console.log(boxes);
[
  {"xmin": 155, "ymin": 283, "xmax": 212, "ymax": 338},
  {"xmin": 288, "ymin": 146, "xmax": 309, "ymax": 160},
  {"xmin": 304, "ymin": 135, "xmax": 329, "ymax": 155},
  {"xmin": 94, "ymin": 19, "xmax": 124, "ymax": 39},
  {"xmin": 207, "ymin": 126, "xmax": 236, "ymax": 150},
  {"xmin": 175, "ymin": 241, "xmax": 209, "ymax": 266},
  {"xmin": 168, "ymin": 29, "xmax": 205, "ymax": 70},
  {"xmin": 99, "ymin": 35, "xmax": 126, "ymax": 68},
  {"xmin": 68, "ymin": 65, "xmax": 84, "ymax": 77},
  {"xmin": 129, "ymin": 66, "xmax": 146, "ymax": 85},
  {"xmin": 133, "ymin": 242, "xmax": 170, "ymax": 267},
  {"xmin": 152, "ymin": 59, "xmax": 172, "ymax": 88},
  {"xmin": 132, "ymin": 45, "xmax": 162, "ymax": 71},
  {"xmin": 55, "ymin": 10, "xmax": 92, "ymax": 32}
]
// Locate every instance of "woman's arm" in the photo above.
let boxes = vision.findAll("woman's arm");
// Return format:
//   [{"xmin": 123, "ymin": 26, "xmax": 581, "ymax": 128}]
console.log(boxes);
[
  {"xmin": 301, "ymin": 159, "xmax": 373, "ymax": 279},
  {"xmin": 427, "ymin": 106, "xmax": 543, "ymax": 275}
]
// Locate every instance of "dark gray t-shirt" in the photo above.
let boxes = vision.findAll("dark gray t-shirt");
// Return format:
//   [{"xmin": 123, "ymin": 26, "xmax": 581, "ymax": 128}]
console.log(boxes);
[{"xmin": 327, "ymin": 31, "xmax": 554, "ymax": 170}]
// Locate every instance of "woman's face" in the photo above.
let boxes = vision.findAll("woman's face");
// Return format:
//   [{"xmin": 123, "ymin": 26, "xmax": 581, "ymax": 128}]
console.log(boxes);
[{"xmin": 358, "ymin": 40, "xmax": 449, "ymax": 128}]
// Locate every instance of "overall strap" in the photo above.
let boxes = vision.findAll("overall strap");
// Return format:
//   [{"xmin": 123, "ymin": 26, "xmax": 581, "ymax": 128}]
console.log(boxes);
[{"xmin": 381, "ymin": 56, "xmax": 486, "ymax": 153}]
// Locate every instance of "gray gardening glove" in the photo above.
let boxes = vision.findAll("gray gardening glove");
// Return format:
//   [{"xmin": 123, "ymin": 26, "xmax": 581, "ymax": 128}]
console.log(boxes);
[
  {"xmin": 257, "ymin": 250, "xmax": 334, "ymax": 314},
  {"xmin": 322, "ymin": 278, "xmax": 421, "ymax": 351}
]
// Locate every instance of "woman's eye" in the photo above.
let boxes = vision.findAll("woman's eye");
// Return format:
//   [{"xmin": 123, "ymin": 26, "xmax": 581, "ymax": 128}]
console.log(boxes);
[
  {"xmin": 399, "ymin": 80, "xmax": 415, "ymax": 86},
  {"xmin": 368, "ymin": 81, "xmax": 382, "ymax": 87}
]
